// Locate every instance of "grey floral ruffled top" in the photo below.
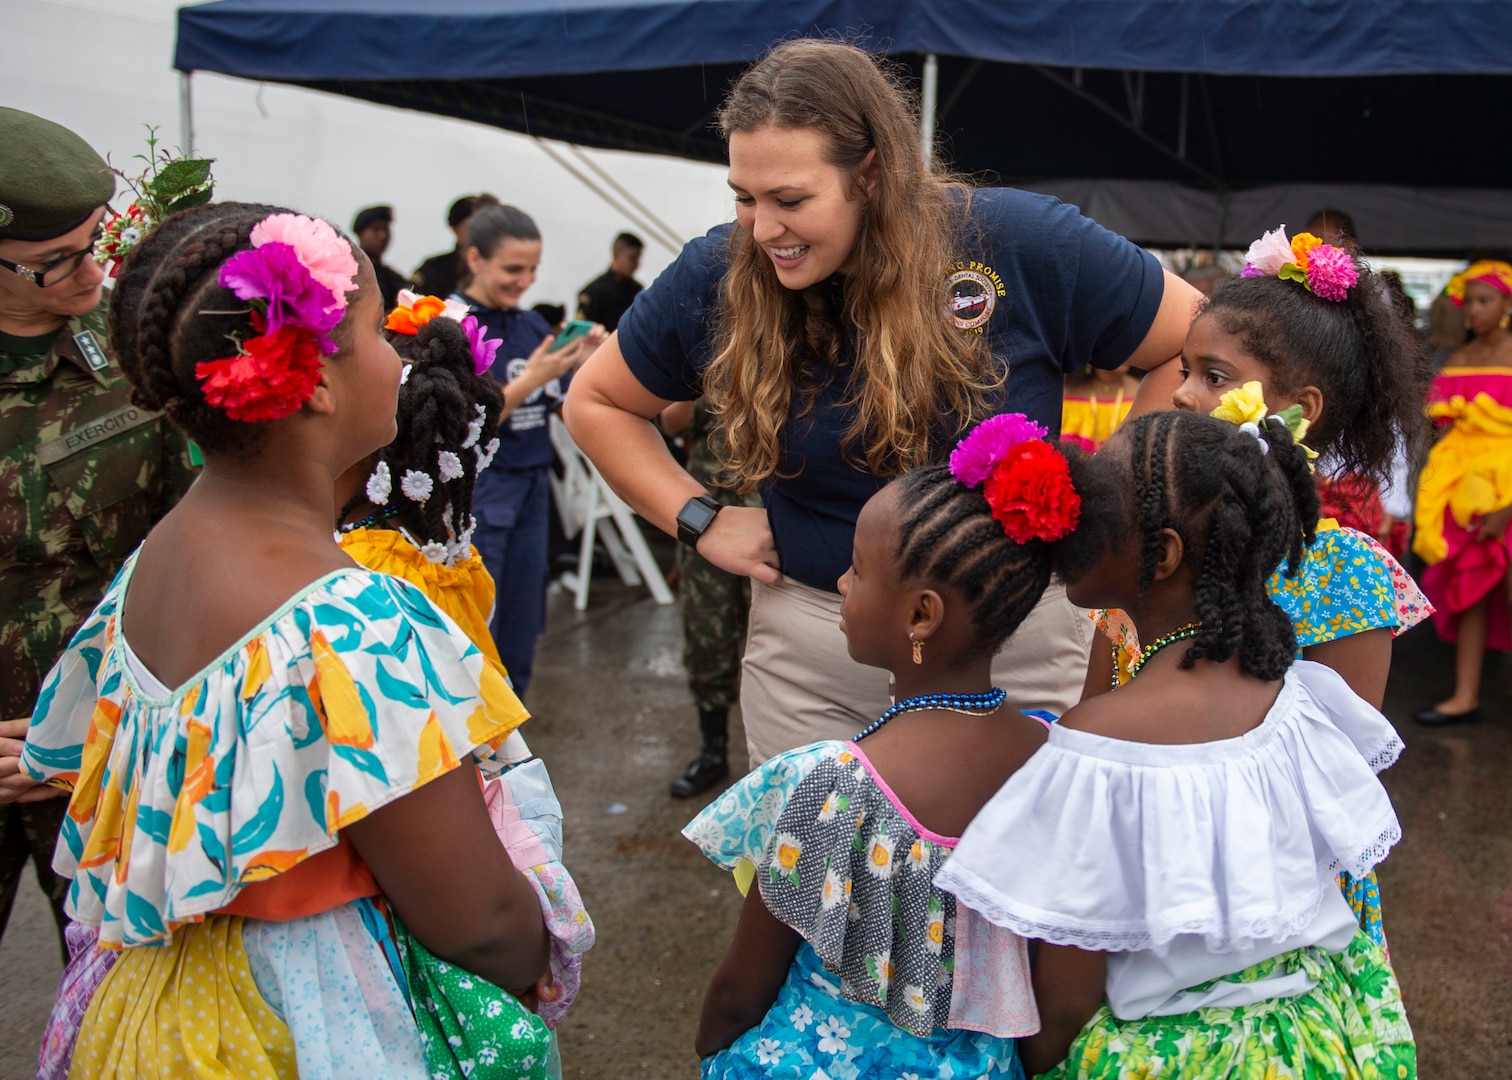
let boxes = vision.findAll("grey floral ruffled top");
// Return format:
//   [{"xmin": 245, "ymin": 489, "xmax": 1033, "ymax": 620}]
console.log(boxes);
[{"xmin": 684, "ymin": 740, "xmax": 1038, "ymax": 1039}]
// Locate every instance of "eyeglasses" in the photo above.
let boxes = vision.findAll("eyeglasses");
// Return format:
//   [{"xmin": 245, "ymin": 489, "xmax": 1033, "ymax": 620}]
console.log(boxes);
[{"xmin": 0, "ymin": 230, "xmax": 101, "ymax": 288}]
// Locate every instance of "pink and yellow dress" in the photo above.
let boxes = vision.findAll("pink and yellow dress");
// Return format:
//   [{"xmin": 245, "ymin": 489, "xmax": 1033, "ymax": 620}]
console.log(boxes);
[{"xmin": 1413, "ymin": 366, "xmax": 1512, "ymax": 649}]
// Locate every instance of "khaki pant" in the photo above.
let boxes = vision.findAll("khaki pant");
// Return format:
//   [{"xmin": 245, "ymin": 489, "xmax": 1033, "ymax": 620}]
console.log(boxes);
[{"xmin": 740, "ymin": 576, "xmax": 1092, "ymax": 765}]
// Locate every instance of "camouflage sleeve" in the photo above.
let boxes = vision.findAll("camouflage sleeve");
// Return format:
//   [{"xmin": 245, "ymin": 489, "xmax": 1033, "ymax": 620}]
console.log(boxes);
[{"xmin": 157, "ymin": 424, "xmax": 200, "ymax": 512}]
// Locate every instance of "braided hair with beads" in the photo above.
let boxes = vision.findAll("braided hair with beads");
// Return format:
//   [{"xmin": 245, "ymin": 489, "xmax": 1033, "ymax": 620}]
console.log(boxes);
[
  {"xmin": 337, "ymin": 316, "xmax": 503, "ymax": 562},
  {"xmin": 1059, "ymin": 410, "xmax": 1320, "ymax": 681}
]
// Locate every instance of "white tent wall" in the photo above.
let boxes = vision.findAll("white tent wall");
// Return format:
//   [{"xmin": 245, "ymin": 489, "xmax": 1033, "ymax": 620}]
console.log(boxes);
[{"xmin": 2, "ymin": 0, "xmax": 735, "ymax": 308}]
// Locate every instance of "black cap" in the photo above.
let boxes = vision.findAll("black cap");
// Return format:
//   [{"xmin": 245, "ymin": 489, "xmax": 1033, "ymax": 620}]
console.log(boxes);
[
  {"xmin": 0, "ymin": 107, "xmax": 115, "ymax": 242},
  {"xmin": 352, "ymin": 204, "xmax": 393, "ymax": 233},
  {"xmin": 447, "ymin": 196, "xmax": 479, "ymax": 229}
]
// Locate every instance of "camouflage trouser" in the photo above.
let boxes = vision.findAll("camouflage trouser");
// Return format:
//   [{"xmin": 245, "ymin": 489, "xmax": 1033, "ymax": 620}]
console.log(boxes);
[
  {"xmin": 678, "ymin": 491, "xmax": 755, "ymax": 715},
  {"xmin": 0, "ymin": 794, "xmax": 70, "ymax": 962}
]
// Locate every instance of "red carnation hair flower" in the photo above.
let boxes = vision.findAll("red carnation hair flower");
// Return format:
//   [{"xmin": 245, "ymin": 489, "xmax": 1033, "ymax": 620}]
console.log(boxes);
[
  {"xmin": 195, "ymin": 325, "xmax": 324, "ymax": 423},
  {"xmin": 982, "ymin": 439, "xmax": 1081, "ymax": 543}
]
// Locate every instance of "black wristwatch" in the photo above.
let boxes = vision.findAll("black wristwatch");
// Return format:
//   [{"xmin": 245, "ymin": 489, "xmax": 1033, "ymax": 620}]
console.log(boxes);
[{"xmin": 676, "ymin": 494, "xmax": 724, "ymax": 549}]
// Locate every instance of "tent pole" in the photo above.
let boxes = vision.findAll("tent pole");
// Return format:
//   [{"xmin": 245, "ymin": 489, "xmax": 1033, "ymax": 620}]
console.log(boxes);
[
  {"xmin": 179, "ymin": 72, "xmax": 196, "ymax": 154},
  {"xmin": 920, "ymin": 53, "xmax": 938, "ymax": 170}
]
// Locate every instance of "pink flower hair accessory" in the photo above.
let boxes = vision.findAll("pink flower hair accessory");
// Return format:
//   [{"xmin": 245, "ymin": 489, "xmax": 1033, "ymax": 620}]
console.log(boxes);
[
  {"xmin": 1240, "ymin": 225, "xmax": 1357, "ymax": 302},
  {"xmin": 248, "ymin": 214, "xmax": 358, "ymax": 310},
  {"xmin": 200, "ymin": 212, "xmax": 359, "ymax": 425},
  {"xmin": 460, "ymin": 315, "xmax": 502, "ymax": 376},
  {"xmin": 949, "ymin": 413, "xmax": 1048, "ymax": 487}
]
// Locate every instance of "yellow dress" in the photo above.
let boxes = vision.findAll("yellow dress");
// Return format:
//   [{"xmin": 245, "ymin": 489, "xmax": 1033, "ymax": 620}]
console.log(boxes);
[
  {"xmin": 1060, "ymin": 385, "xmax": 1132, "ymax": 450},
  {"xmin": 338, "ymin": 527, "xmax": 509, "ymax": 675}
]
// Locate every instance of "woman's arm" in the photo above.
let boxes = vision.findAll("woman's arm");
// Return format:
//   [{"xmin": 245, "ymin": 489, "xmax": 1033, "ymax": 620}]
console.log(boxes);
[
  {"xmin": 1125, "ymin": 270, "xmax": 1203, "ymax": 420},
  {"xmin": 565, "ymin": 334, "xmax": 781, "ymax": 583},
  {"xmin": 345, "ymin": 763, "xmax": 549, "ymax": 995},
  {"xmin": 1304, "ymin": 627, "xmax": 1394, "ymax": 709},
  {"xmin": 1020, "ymin": 943, "xmax": 1106, "ymax": 1076},
  {"xmin": 696, "ymin": 885, "xmax": 802, "ymax": 1059}
]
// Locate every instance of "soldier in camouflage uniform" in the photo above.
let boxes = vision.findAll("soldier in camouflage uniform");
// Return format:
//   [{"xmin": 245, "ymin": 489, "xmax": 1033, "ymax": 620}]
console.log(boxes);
[
  {"xmin": 0, "ymin": 108, "xmax": 198, "ymax": 956},
  {"xmin": 665, "ymin": 398, "xmax": 762, "ymax": 798}
]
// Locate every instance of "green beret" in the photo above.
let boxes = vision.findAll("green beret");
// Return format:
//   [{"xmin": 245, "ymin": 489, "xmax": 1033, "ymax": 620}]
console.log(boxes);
[{"xmin": 0, "ymin": 107, "xmax": 114, "ymax": 242}]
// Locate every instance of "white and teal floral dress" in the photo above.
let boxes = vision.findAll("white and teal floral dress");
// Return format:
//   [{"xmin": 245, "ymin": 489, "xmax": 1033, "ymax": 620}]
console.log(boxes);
[{"xmin": 684, "ymin": 740, "xmax": 1035, "ymax": 1080}]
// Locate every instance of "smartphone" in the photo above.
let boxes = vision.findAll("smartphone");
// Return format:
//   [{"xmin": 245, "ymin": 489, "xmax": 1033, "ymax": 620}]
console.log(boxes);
[{"xmin": 549, "ymin": 319, "xmax": 595, "ymax": 352}]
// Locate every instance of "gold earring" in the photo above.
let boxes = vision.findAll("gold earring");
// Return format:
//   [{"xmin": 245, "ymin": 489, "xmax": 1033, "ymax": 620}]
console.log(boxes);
[
  {"xmin": 910, "ymin": 632, "xmax": 923, "ymax": 665},
  {"xmin": 1500, "ymin": 309, "xmax": 1510, "ymax": 331}
]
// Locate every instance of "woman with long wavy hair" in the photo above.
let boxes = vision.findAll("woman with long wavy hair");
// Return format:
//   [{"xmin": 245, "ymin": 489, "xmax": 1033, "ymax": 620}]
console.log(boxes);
[{"xmin": 565, "ymin": 39, "xmax": 1200, "ymax": 774}]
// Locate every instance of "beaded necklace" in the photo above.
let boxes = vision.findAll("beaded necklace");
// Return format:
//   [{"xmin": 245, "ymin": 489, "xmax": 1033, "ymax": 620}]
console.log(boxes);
[
  {"xmin": 853, "ymin": 687, "xmax": 1007, "ymax": 742},
  {"xmin": 1115, "ymin": 621, "xmax": 1204, "ymax": 688},
  {"xmin": 339, "ymin": 504, "xmax": 401, "ymax": 533}
]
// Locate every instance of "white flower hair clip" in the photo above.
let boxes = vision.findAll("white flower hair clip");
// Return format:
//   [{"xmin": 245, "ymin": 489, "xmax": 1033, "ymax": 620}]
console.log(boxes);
[
  {"xmin": 366, "ymin": 460, "xmax": 392, "ymax": 504},
  {"xmin": 400, "ymin": 469, "xmax": 434, "ymax": 503},
  {"xmin": 437, "ymin": 450, "xmax": 465, "ymax": 482}
]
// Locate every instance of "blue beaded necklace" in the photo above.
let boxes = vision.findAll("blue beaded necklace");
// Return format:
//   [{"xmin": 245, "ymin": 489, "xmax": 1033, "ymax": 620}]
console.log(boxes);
[
  {"xmin": 854, "ymin": 687, "xmax": 1008, "ymax": 742},
  {"xmin": 339, "ymin": 504, "xmax": 401, "ymax": 533}
]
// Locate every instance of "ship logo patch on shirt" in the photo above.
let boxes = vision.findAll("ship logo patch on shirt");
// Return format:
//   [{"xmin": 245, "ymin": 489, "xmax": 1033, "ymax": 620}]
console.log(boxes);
[{"xmin": 945, "ymin": 262, "xmax": 1006, "ymax": 333}]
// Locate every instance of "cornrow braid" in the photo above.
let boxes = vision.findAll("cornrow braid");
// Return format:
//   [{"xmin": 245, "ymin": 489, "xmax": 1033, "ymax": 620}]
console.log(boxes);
[
  {"xmin": 891, "ymin": 464, "xmax": 1060, "ymax": 663},
  {"xmin": 107, "ymin": 201, "xmax": 309, "ymax": 456},
  {"xmin": 1062, "ymin": 411, "xmax": 1319, "ymax": 682},
  {"xmin": 338, "ymin": 317, "xmax": 504, "ymax": 557}
]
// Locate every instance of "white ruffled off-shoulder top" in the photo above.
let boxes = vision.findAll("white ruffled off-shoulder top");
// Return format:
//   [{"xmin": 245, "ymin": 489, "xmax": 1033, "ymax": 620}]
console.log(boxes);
[{"xmin": 934, "ymin": 661, "xmax": 1404, "ymax": 1020}]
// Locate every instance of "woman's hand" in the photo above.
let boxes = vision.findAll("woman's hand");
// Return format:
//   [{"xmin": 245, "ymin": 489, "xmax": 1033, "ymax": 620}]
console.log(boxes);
[
  {"xmin": 0, "ymin": 718, "xmax": 64, "ymax": 805},
  {"xmin": 1473, "ymin": 503, "xmax": 1512, "ymax": 542},
  {"xmin": 694, "ymin": 505, "xmax": 781, "ymax": 584}
]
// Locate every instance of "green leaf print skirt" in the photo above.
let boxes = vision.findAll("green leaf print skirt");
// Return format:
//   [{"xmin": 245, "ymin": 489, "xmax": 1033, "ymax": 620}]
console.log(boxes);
[{"xmin": 1040, "ymin": 931, "xmax": 1415, "ymax": 1080}]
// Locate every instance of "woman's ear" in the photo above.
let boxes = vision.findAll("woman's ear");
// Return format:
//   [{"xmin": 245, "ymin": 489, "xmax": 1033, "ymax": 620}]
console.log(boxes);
[
  {"xmin": 857, "ymin": 149, "xmax": 880, "ymax": 201},
  {"xmin": 1150, "ymin": 527, "xmax": 1186, "ymax": 584},
  {"xmin": 1294, "ymin": 384, "xmax": 1324, "ymax": 427},
  {"xmin": 464, "ymin": 247, "xmax": 483, "ymax": 274},
  {"xmin": 908, "ymin": 588, "xmax": 946, "ymax": 642}
]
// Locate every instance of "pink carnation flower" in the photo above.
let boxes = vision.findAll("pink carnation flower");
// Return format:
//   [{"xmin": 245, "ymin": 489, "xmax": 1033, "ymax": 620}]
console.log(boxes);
[
  {"xmin": 460, "ymin": 315, "xmax": 502, "ymax": 376},
  {"xmin": 1241, "ymin": 226, "xmax": 1295, "ymax": 278},
  {"xmin": 1304, "ymin": 244, "xmax": 1358, "ymax": 302},
  {"xmin": 250, "ymin": 214, "xmax": 358, "ymax": 312},
  {"xmin": 949, "ymin": 413, "xmax": 1048, "ymax": 487}
]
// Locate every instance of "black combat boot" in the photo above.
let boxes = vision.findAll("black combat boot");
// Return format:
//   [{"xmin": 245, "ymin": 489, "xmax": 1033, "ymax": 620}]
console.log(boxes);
[{"xmin": 669, "ymin": 708, "xmax": 730, "ymax": 798}]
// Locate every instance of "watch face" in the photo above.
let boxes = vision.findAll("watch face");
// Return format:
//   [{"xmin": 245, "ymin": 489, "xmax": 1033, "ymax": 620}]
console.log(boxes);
[{"xmin": 681, "ymin": 498, "xmax": 719, "ymax": 532}]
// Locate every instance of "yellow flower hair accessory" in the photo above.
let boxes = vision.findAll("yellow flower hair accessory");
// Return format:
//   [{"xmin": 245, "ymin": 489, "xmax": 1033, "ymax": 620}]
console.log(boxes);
[
  {"xmin": 1210, "ymin": 381, "xmax": 1317, "ymax": 470},
  {"xmin": 1211, "ymin": 381, "xmax": 1268, "ymax": 426}
]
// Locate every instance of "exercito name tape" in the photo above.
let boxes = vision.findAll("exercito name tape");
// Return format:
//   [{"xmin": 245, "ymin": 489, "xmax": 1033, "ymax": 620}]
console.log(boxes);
[{"xmin": 36, "ymin": 404, "xmax": 161, "ymax": 465}]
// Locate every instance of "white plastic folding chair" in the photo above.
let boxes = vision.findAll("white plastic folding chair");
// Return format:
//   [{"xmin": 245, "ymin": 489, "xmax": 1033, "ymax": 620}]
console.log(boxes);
[{"xmin": 548, "ymin": 414, "xmax": 674, "ymax": 611}]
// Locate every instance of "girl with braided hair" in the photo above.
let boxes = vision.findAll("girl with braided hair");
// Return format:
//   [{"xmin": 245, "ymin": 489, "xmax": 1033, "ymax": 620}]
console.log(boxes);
[
  {"xmin": 22, "ymin": 202, "xmax": 561, "ymax": 1079},
  {"xmin": 1118, "ymin": 226, "xmax": 1434, "ymax": 712},
  {"xmin": 335, "ymin": 294, "xmax": 597, "ymax": 1051},
  {"xmin": 685, "ymin": 416, "xmax": 1097, "ymax": 1078},
  {"xmin": 335, "ymin": 294, "xmax": 507, "ymax": 666},
  {"xmin": 937, "ymin": 410, "xmax": 1417, "ymax": 1080},
  {"xmin": 1095, "ymin": 229, "xmax": 1433, "ymax": 954}
]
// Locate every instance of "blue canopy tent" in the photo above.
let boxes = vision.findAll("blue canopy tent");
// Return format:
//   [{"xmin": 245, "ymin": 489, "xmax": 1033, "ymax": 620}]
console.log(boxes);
[{"xmin": 174, "ymin": 0, "xmax": 1512, "ymax": 255}]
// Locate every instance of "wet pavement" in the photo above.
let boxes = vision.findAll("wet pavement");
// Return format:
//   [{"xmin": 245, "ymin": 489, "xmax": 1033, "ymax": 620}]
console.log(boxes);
[{"xmin": 1, "ymin": 563, "xmax": 1508, "ymax": 1079}]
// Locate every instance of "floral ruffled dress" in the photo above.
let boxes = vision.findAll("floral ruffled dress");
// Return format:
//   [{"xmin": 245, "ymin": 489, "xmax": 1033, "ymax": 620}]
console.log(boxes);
[
  {"xmin": 684, "ymin": 741, "xmax": 1034, "ymax": 1079},
  {"xmin": 935, "ymin": 661, "xmax": 1415, "ymax": 1079},
  {"xmin": 22, "ymin": 555, "xmax": 551, "ymax": 1079}
]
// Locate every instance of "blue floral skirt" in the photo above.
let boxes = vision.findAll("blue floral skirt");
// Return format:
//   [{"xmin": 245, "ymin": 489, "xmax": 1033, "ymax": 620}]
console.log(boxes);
[{"xmin": 702, "ymin": 942, "xmax": 1024, "ymax": 1080}]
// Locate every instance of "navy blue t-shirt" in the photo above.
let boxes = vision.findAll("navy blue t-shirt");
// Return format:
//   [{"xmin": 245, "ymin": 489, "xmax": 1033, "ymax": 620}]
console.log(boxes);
[
  {"xmin": 617, "ymin": 187, "xmax": 1165, "ymax": 591},
  {"xmin": 466, "ymin": 302, "xmax": 562, "ymax": 473}
]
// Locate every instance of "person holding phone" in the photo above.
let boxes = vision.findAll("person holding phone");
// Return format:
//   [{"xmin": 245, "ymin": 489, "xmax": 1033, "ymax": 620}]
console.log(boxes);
[{"xmin": 464, "ymin": 204, "xmax": 604, "ymax": 697}]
